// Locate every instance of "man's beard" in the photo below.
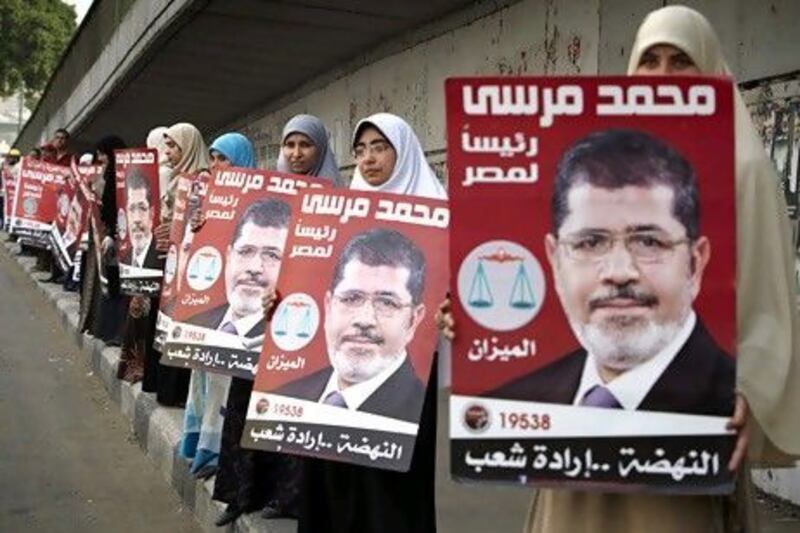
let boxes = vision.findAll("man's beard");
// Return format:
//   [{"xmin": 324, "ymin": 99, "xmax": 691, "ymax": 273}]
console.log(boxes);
[
  {"xmin": 229, "ymin": 275, "xmax": 267, "ymax": 318},
  {"xmin": 131, "ymin": 226, "xmax": 147, "ymax": 252},
  {"xmin": 229, "ymin": 289, "xmax": 264, "ymax": 317},
  {"xmin": 329, "ymin": 329, "xmax": 400, "ymax": 386},
  {"xmin": 569, "ymin": 283, "xmax": 692, "ymax": 372}
]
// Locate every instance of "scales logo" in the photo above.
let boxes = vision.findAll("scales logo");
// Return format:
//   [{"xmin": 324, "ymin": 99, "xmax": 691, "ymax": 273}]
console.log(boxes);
[
  {"xmin": 270, "ymin": 292, "xmax": 320, "ymax": 351},
  {"xmin": 186, "ymin": 246, "xmax": 222, "ymax": 291},
  {"xmin": 457, "ymin": 240, "xmax": 545, "ymax": 331}
]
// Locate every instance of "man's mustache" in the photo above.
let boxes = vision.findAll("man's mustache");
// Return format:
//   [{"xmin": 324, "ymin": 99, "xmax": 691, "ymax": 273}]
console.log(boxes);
[
  {"xmin": 588, "ymin": 285, "xmax": 658, "ymax": 310},
  {"xmin": 235, "ymin": 274, "xmax": 267, "ymax": 288},
  {"xmin": 341, "ymin": 328, "xmax": 384, "ymax": 346}
]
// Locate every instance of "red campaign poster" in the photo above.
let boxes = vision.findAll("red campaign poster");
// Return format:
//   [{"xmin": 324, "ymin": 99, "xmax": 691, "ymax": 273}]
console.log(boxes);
[
  {"xmin": 48, "ymin": 164, "xmax": 79, "ymax": 270},
  {"xmin": 154, "ymin": 172, "xmax": 207, "ymax": 351},
  {"xmin": 241, "ymin": 189, "xmax": 449, "ymax": 472},
  {"xmin": 65, "ymin": 163, "xmax": 104, "ymax": 282},
  {"xmin": 10, "ymin": 157, "xmax": 69, "ymax": 248},
  {"xmin": 162, "ymin": 169, "xmax": 331, "ymax": 376},
  {"xmin": 3, "ymin": 165, "xmax": 17, "ymax": 232},
  {"xmin": 114, "ymin": 148, "xmax": 161, "ymax": 295},
  {"xmin": 447, "ymin": 76, "xmax": 737, "ymax": 494}
]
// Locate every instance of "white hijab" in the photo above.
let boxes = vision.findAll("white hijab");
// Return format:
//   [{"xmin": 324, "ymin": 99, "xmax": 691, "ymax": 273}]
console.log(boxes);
[
  {"xmin": 146, "ymin": 126, "xmax": 172, "ymax": 198},
  {"xmin": 629, "ymin": 5, "xmax": 800, "ymax": 459},
  {"xmin": 349, "ymin": 113, "xmax": 447, "ymax": 200}
]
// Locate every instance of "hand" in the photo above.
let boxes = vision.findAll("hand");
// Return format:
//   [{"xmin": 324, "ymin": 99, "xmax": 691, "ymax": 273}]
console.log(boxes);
[
  {"xmin": 262, "ymin": 288, "xmax": 279, "ymax": 317},
  {"xmin": 726, "ymin": 393, "xmax": 750, "ymax": 471},
  {"xmin": 434, "ymin": 296, "xmax": 455, "ymax": 340},
  {"xmin": 189, "ymin": 210, "xmax": 206, "ymax": 233},
  {"xmin": 101, "ymin": 235, "xmax": 115, "ymax": 254},
  {"xmin": 154, "ymin": 223, "xmax": 171, "ymax": 252}
]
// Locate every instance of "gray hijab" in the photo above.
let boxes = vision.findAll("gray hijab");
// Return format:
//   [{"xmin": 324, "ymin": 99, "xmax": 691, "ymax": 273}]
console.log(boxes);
[{"xmin": 276, "ymin": 114, "xmax": 342, "ymax": 186}]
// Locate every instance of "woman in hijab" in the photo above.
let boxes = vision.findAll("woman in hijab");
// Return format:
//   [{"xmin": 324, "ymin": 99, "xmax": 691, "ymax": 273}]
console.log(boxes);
[
  {"xmin": 179, "ymin": 132, "xmax": 256, "ymax": 479},
  {"xmin": 296, "ymin": 112, "xmax": 444, "ymax": 533},
  {"xmin": 518, "ymin": 6, "xmax": 800, "ymax": 533},
  {"xmin": 276, "ymin": 113, "xmax": 344, "ymax": 187},
  {"xmin": 118, "ymin": 127, "xmax": 171, "ymax": 383},
  {"xmin": 142, "ymin": 122, "xmax": 210, "ymax": 407},
  {"xmin": 212, "ymin": 115, "xmax": 342, "ymax": 526},
  {"xmin": 146, "ymin": 126, "xmax": 172, "ymax": 211},
  {"xmin": 78, "ymin": 135, "xmax": 128, "ymax": 346}
]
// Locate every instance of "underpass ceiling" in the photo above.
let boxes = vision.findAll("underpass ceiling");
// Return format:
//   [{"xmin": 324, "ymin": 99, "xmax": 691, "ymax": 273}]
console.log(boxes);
[{"xmin": 68, "ymin": 0, "xmax": 473, "ymax": 147}]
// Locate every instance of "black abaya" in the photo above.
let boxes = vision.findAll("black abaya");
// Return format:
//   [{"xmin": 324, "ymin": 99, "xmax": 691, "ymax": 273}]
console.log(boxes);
[{"xmin": 298, "ymin": 360, "xmax": 438, "ymax": 533}]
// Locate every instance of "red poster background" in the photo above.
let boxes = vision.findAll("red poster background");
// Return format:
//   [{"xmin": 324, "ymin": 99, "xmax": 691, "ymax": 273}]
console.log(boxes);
[
  {"xmin": 170, "ymin": 170, "xmax": 331, "ymax": 324},
  {"xmin": 447, "ymin": 76, "xmax": 736, "ymax": 397},
  {"xmin": 253, "ymin": 189, "xmax": 450, "ymax": 391},
  {"xmin": 114, "ymin": 148, "xmax": 160, "ymax": 267},
  {"xmin": 159, "ymin": 173, "xmax": 200, "ymax": 313},
  {"xmin": 12, "ymin": 157, "xmax": 69, "ymax": 227}
]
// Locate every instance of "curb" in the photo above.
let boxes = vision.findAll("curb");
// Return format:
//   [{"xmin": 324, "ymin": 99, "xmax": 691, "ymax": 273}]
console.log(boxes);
[{"xmin": 2, "ymin": 235, "xmax": 296, "ymax": 533}]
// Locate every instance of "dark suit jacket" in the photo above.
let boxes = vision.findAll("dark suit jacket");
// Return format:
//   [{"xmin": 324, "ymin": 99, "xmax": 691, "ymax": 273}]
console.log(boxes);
[
  {"xmin": 186, "ymin": 303, "xmax": 266, "ymax": 339},
  {"xmin": 121, "ymin": 238, "xmax": 161, "ymax": 269},
  {"xmin": 277, "ymin": 357, "xmax": 425, "ymax": 423},
  {"xmin": 490, "ymin": 321, "xmax": 735, "ymax": 417}
]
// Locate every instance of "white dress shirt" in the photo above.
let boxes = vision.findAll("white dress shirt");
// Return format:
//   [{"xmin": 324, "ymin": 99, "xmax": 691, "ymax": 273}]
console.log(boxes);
[
  {"xmin": 572, "ymin": 311, "xmax": 697, "ymax": 409},
  {"xmin": 133, "ymin": 235, "xmax": 153, "ymax": 268},
  {"xmin": 319, "ymin": 351, "xmax": 408, "ymax": 410},
  {"xmin": 218, "ymin": 306, "xmax": 264, "ymax": 338}
]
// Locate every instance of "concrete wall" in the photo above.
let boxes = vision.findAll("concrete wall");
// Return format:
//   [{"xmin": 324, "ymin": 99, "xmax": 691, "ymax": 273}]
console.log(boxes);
[{"xmin": 225, "ymin": 0, "xmax": 800, "ymax": 173}]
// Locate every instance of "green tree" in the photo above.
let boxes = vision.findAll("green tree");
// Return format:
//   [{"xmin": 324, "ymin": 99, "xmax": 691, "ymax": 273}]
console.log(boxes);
[{"xmin": 0, "ymin": 0, "xmax": 76, "ymax": 109}]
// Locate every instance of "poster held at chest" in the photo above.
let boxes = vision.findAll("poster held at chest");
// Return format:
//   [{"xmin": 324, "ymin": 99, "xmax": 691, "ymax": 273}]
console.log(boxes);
[
  {"xmin": 115, "ymin": 148, "xmax": 161, "ymax": 295},
  {"xmin": 162, "ymin": 169, "xmax": 330, "ymax": 377},
  {"xmin": 10, "ymin": 157, "xmax": 69, "ymax": 248},
  {"xmin": 67, "ymin": 163, "xmax": 105, "ymax": 280},
  {"xmin": 241, "ymin": 189, "xmax": 449, "ymax": 472},
  {"xmin": 2, "ymin": 166, "xmax": 17, "ymax": 232},
  {"xmin": 447, "ymin": 76, "xmax": 737, "ymax": 494},
  {"xmin": 48, "ymin": 164, "xmax": 80, "ymax": 271},
  {"xmin": 154, "ymin": 172, "xmax": 206, "ymax": 351}
]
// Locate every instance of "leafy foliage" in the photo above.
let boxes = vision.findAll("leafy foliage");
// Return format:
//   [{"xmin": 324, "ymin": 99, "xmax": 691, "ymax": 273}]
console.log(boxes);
[{"xmin": 0, "ymin": 0, "xmax": 76, "ymax": 109}]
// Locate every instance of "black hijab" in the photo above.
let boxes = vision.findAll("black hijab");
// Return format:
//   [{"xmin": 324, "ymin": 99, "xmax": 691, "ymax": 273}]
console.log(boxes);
[{"xmin": 95, "ymin": 135, "xmax": 127, "ymax": 235}]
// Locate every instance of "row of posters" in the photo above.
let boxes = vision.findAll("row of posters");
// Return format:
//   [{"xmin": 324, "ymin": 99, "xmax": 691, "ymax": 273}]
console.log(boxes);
[{"xmin": 3, "ymin": 76, "xmax": 738, "ymax": 494}]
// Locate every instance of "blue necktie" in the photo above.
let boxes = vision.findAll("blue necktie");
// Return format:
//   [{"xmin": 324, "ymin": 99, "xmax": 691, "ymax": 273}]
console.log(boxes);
[
  {"xmin": 580, "ymin": 385, "xmax": 622, "ymax": 409},
  {"xmin": 323, "ymin": 391, "xmax": 348, "ymax": 408},
  {"xmin": 220, "ymin": 321, "xmax": 238, "ymax": 335}
]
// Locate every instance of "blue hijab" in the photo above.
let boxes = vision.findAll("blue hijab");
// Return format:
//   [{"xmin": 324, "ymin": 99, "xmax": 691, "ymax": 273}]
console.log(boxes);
[{"xmin": 209, "ymin": 132, "xmax": 256, "ymax": 168}]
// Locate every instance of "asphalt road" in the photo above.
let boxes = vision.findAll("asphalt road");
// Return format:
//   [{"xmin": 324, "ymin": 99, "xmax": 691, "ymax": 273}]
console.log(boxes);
[{"xmin": 0, "ymin": 249, "xmax": 200, "ymax": 533}]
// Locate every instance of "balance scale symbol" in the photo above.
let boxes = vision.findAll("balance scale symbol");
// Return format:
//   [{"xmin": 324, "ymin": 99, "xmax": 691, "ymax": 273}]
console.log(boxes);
[
  {"xmin": 468, "ymin": 259, "xmax": 536, "ymax": 310},
  {"xmin": 273, "ymin": 305, "xmax": 313, "ymax": 338}
]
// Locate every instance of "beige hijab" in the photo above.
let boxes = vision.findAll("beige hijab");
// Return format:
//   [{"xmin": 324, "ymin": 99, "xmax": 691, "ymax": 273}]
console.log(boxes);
[
  {"xmin": 146, "ymin": 126, "xmax": 172, "ymax": 195},
  {"xmin": 161, "ymin": 123, "xmax": 209, "ymax": 222},
  {"xmin": 627, "ymin": 5, "xmax": 800, "ymax": 461}
]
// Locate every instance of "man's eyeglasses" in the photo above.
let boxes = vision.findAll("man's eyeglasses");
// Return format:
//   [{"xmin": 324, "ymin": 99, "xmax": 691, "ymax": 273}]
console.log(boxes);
[
  {"xmin": 557, "ymin": 230, "xmax": 691, "ymax": 263},
  {"xmin": 352, "ymin": 141, "xmax": 393, "ymax": 161},
  {"xmin": 332, "ymin": 290, "xmax": 413, "ymax": 318},
  {"xmin": 232, "ymin": 245, "xmax": 281, "ymax": 264}
]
